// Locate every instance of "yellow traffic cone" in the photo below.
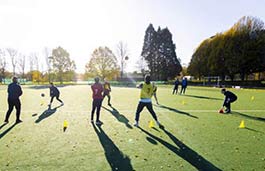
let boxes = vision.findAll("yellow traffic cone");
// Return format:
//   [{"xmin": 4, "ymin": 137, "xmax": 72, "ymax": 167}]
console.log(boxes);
[
  {"xmin": 182, "ymin": 100, "xmax": 186, "ymax": 105},
  {"xmin": 148, "ymin": 120, "xmax": 154, "ymax": 128},
  {"xmin": 239, "ymin": 120, "xmax": 245, "ymax": 128},
  {"xmin": 251, "ymin": 96, "xmax": 255, "ymax": 101},
  {"xmin": 63, "ymin": 120, "xmax": 68, "ymax": 132}
]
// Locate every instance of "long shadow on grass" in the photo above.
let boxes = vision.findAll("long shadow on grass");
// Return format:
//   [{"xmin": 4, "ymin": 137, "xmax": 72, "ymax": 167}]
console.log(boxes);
[
  {"xmin": 185, "ymin": 95, "xmax": 222, "ymax": 100},
  {"xmin": 35, "ymin": 105, "xmax": 63, "ymax": 123},
  {"xmin": 233, "ymin": 112, "xmax": 265, "ymax": 122},
  {"xmin": 0, "ymin": 123, "xmax": 17, "ymax": 139},
  {"xmin": 154, "ymin": 104, "xmax": 198, "ymax": 119},
  {"xmin": 102, "ymin": 106, "xmax": 133, "ymax": 129},
  {"xmin": 92, "ymin": 123, "xmax": 134, "ymax": 171},
  {"xmin": 138, "ymin": 127, "xmax": 221, "ymax": 171},
  {"xmin": 0, "ymin": 123, "xmax": 8, "ymax": 130}
]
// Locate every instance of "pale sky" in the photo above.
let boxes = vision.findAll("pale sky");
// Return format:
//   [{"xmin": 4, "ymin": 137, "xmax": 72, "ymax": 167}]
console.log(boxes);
[{"xmin": 1, "ymin": 0, "xmax": 265, "ymax": 73}]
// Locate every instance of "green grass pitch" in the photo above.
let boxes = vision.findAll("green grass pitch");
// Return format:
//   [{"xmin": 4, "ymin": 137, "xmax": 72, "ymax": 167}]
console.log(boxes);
[{"xmin": 0, "ymin": 85, "xmax": 264, "ymax": 171}]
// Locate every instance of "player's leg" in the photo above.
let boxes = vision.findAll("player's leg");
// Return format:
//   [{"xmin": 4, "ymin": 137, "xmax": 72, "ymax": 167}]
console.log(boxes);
[
  {"xmin": 107, "ymin": 94, "xmax": 111, "ymax": 106},
  {"xmin": 5, "ymin": 99, "xmax": 14, "ymax": 123},
  {"xmin": 56, "ymin": 95, "xmax": 63, "ymax": 105},
  {"xmin": 14, "ymin": 99, "xmax": 22, "ymax": 123},
  {"xmin": 146, "ymin": 103, "xmax": 163, "ymax": 128},
  {"xmin": 91, "ymin": 100, "xmax": 97, "ymax": 122},
  {"xmin": 50, "ymin": 96, "xmax": 55, "ymax": 104},
  {"xmin": 96, "ymin": 99, "xmax": 103, "ymax": 124},
  {"xmin": 134, "ymin": 102, "xmax": 145, "ymax": 126}
]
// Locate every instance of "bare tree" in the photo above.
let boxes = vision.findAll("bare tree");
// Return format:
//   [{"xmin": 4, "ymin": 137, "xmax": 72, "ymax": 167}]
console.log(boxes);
[
  {"xmin": 18, "ymin": 53, "xmax": 26, "ymax": 78},
  {"xmin": 116, "ymin": 41, "xmax": 129, "ymax": 78},
  {"xmin": 0, "ymin": 49, "xmax": 7, "ymax": 81},
  {"xmin": 136, "ymin": 56, "xmax": 149, "ymax": 78},
  {"xmin": 6, "ymin": 48, "xmax": 18, "ymax": 76},
  {"xmin": 29, "ymin": 52, "xmax": 39, "ymax": 71},
  {"xmin": 43, "ymin": 47, "xmax": 52, "ymax": 82}
]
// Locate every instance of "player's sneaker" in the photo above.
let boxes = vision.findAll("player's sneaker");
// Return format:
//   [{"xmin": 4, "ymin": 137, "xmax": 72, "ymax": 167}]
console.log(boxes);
[
  {"xmin": 4, "ymin": 120, "xmax": 9, "ymax": 124},
  {"xmin": 15, "ymin": 120, "xmax": 23, "ymax": 124},
  {"xmin": 134, "ymin": 121, "xmax": 139, "ymax": 127},
  {"xmin": 96, "ymin": 120, "xmax": 103, "ymax": 125}
]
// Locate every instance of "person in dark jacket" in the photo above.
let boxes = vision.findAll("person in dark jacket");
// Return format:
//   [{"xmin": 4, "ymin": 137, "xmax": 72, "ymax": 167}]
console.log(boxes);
[
  {"xmin": 4, "ymin": 77, "xmax": 23, "ymax": 124},
  {"xmin": 49, "ymin": 82, "xmax": 63, "ymax": 107},
  {"xmin": 180, "ymin": 77, "xmax": 188, "ymax": 94},
  {"xmin": 221, "ymin": 88, "xmax": 237, "ymax": 113},
  {"xmin": 172, "ymin": 78, "xmax": 179, "ymax": 94}
]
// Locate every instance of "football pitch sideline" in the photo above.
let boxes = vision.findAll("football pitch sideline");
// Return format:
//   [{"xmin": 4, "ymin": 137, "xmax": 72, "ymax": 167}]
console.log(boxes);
[{"xmin": 0, "ymin": 85, "xmax": 264, "ymax": 171}]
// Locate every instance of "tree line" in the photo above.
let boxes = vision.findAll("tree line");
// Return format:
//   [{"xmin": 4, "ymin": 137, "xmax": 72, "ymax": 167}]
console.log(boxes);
[
  {"xmin": 188, "ymin": 16, "xmax": 265, "ymax": 81},
  {"xmin": 0, "ymin": 47, "xmax": 76, "ymax": 84}
]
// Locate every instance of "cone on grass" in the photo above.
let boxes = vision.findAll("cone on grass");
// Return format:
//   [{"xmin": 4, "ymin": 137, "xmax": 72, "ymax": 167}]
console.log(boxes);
[
  {"xmin": 63, "ymin": 120, "xmax": 68, "ymax": 132},
  {"xmin": 182, "ymin": 100, "xmax": 186, "ymax": 105},
  {"xmin": 219, "ymin": 108, "xmax": 224, "ymax": 113},
  {"xmin": 239, "ymin": 120, "xmax": 245, "ymax": 128},
  {"xmin": 148, "ymin": 120, "xmax": 154, "ymax": 128},
  {"xmin": 251, "ymin": 96, "xmax": 255, "ymax": 101}
]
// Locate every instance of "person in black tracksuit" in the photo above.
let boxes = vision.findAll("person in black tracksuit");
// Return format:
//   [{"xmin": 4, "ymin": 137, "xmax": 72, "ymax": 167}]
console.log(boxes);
[
  {"xmin": 49, "ymin": 82, "xmax": 63, "ymax": 107},
  {"xmin": 221, "ymin": 88, "xmax": 237, "ymax": 113},
  {"xmin": 4, "ymin": 77, "xmax": 23, "ymax": 124}
]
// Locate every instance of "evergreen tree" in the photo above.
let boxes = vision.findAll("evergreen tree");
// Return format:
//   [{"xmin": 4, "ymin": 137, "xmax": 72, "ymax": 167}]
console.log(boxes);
[{"xmin": 141, "ymin": 24, "xmax": 182, "ymax": 80}]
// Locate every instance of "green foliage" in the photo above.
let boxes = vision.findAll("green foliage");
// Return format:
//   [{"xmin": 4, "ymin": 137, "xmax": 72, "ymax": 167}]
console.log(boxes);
[
  {"xmin": 51, "ymin": 46, "xmax": 76, "ymax": 83},
  {"xmin": 188, "ymin": 16, "xmax": 265, "ymax": 81},
  {"xmin": 141, "ymin": 24, "xmax": 182, "ymax": 80},
  {"xmin": 85, "ymin": 46, "xmax": 120, "ymax": 80}
]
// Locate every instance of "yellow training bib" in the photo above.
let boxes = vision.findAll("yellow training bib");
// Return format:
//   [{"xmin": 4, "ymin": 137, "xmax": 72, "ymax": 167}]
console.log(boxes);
[{"xmin": 140, "ymin": 83, "xmax": 153, "ymax": 99}]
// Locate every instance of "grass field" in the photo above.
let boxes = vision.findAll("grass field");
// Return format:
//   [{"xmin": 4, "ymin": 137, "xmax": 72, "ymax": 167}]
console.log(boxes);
[{"xmin": 0, "ymin": 85, "xmax": 264, "ymax": 171}]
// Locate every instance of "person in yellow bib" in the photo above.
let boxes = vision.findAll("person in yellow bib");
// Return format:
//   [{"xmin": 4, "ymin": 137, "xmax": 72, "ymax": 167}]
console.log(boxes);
[
  {"xmin": 134, "ymin": 75, "xmax": 163, "ymax": 128},
  {"xmin": 103, "ymin": 78, "xmax": 112, "ymax": 106}
]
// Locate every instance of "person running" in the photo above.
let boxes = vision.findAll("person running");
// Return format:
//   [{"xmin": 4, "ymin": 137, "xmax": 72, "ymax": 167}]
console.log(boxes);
[
  {"xmin": 220, "ymin": 88, "xmax": 237, "ymax": 113},
  {"xmin": 91, "ymin": 77, "xmax": 104, "ymax": 125},
  {"xmin": 152, "ymin": 82, "xmax": 159, "ymax": 105},
  {"xmin": 103, "ymin": 78, "xmax": 112, "ymax": 106},
  {"xmin": 172, "ymin": 78, "xmax": 179, "ymax": 94},
  {"xmin": 180, "ymin": 77, "xmax": 188, "ymax": 94},
  {"xmin": 134, "ymin": 75, "xmax": 163, "ymax": 128},
  {"xmin": 49, "ymin": 82, "xmax": 63, "ymax": 107},
  {"xmin": 4, "ymin": 77, "xmax": 23, "ymax": 124}
]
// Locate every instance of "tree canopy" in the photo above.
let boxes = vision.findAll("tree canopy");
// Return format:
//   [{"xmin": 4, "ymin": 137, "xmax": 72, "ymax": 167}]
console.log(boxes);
[
  {"xmin": 141, "ymin": 24, "xmax": 182, "ymax": 81},
  {"xmin": 85, "ymin": 46, "xmax": 119, "ymax": 80},
  {"xmin": 188, "ymin": 16, "xmax": 265, "ymax": 81}
]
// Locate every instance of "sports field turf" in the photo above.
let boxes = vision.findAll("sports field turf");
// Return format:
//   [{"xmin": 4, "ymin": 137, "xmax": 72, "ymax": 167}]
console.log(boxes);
[{"xmin": 0, "ymin": 85, "xmax": 264, "ymax": 171}]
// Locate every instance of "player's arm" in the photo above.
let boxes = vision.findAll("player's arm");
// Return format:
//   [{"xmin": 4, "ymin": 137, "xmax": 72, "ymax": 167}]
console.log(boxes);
[{"xmin": 136, "ymin": 83, "xmax": 143, "ymax": 89}]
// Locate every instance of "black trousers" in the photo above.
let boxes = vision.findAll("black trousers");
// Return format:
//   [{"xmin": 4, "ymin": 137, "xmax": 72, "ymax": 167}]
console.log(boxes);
[
  {"xmin": 5, "ymin": 98, "xmax": 21, "ymax": 122},
  {"xmin": 135, "ymin": 102, "xmax": 158, "ymax": 122},
  {"xmin": 180, "ymin": 86, "xmax": 187, "ymax": 94},
  {"xmin": 50, "ymin": 95, "xmax": 63, "ymax": 104},
  {"xmin": 224, "ymin": 97, "xmax": 237, "ymax": 110},
  {"xmin": 103, "ymin": 91, "xmax": 111, "ymax": 104},
  {"xmin": 172, "ymin": 86, "xmax": 179, "ymax": 94},
  {"xmin": 91, "ymin": 99, "xmax": 103, "ymax": 122}
]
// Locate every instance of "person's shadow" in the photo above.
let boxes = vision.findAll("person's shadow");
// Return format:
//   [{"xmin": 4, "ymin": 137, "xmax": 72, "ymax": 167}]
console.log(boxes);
[
  {"xmin": 233, "ymin": 111, "xmax": 265, "ymax": 122},
  {"xmin": 0, "ymin": 123, "xmax": 17, "ymax": 139},
  {"xmin": 102, "ymin": 106, "xmax": 133, "ymax": 129},
  {"xmin": 35, "ymin": 105, "xmax": 63, "ymax": 123},
  {"xmin": 138, "ymin": 127, "xmax": 222, "ymax": 171},
  {"xmin": 185, "ymin": 94, "xmax": 222, "ymax": 100},
  {"xmin": 92, "ymin": 123, "xmax": 134, "ymax": 171},
  {"xmin": 154, "ymin": 104, "xmax": 198, "ymax": 119}
]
